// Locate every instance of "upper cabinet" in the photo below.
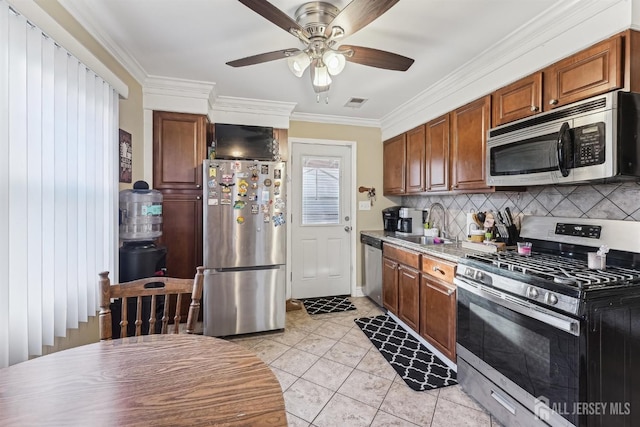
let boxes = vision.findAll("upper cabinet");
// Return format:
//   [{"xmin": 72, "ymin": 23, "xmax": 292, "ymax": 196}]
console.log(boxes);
[
  {"xmin": 405, "ymin": 125, "xmax": 426, "ymax": 193},
  {"xmin": 383, "ymin": 134, "xmax": 407, "ymax": 195},
  {"xmin": 425, "ymin": 114, "xmax": 450, "ymax": 192},
  {"xmin": 543, "ymin": 36, "xmax": 622, "ymax": 110},
  {"xmin": 492, "ymin": 72, "xmax": 542, "ymax": 127},
  {"xmin": 153, "ymin": 111, "xmax": 208, "ymax": 191},
  {"xmin": 451, "ymin": 96, "xmax": 492, "ymax": 192}
]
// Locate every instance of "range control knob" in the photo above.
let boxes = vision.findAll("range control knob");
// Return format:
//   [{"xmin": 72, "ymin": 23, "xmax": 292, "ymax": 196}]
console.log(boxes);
[
  {"xmin": 465, "ymin": 268, "xmax": 474, "ymax": 277},
  {"xmin": 526, "ymin": 287, "xmax": 539, "ymax": 299},
  {"xmin": 474, "ymin": 271, "xmax": 484, "ymax": 281},
  {"xmin": 546, "ymin": 293, "xmax": 559, "ymax": 305}
]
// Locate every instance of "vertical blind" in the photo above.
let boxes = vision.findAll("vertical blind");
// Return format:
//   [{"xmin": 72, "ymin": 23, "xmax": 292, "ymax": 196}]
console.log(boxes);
[{"xmin": 0, "ymin": 0, "xmax": 119, "ymax": 367}]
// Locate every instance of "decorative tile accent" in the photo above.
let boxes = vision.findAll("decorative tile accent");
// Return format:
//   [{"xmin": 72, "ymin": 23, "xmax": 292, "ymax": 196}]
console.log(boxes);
[{"xmin": 403, "ymin": 182, "xmax": 640, "ymax": 240}]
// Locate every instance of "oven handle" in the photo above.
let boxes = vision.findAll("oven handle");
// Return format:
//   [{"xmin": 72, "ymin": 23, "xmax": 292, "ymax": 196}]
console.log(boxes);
[{"xmin": 455, "ymin": 278, "xmax": 580, "ymax": 336}]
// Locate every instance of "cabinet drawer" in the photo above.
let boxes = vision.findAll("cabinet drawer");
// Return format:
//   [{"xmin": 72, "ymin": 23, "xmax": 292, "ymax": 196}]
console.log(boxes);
[
  {"xmin": 383, "ymin": 243, "xmax": 420, "ymax": 269},
  {"xmin": 421, "ymin": 255, "xmax": 456, "ymax": 284}
]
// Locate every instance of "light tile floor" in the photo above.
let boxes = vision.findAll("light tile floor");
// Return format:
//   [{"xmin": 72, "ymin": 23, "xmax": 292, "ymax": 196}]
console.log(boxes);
[{"xmin": 227, "ymin": 297, "xmax": 505, "ymax": 427}]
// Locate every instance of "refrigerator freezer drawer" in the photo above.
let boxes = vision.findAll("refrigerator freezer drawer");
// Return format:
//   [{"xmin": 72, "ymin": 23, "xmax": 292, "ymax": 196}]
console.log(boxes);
[{"xmin": 203, "ymin": 266, "xmax": 285, "ymax": 337}]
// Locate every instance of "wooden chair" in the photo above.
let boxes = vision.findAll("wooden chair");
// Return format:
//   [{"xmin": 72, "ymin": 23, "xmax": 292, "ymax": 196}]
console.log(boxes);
[{"xmin": 98, "ymin": 266, "xmax": 204, "ymax": 340}]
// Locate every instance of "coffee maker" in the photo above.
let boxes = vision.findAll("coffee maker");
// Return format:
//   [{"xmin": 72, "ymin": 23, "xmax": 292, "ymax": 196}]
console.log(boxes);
[
  {"xmin": 397, "ymin": 207, "xmax": 425, "ymax": 235},
  {"xmin": 382, "ymin": 206, "xmax": 401, "ymax": 232}
]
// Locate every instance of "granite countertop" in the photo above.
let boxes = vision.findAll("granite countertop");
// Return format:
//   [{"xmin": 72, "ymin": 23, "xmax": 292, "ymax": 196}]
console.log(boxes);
[{"xmin": 361, "ymin": 230, "xmax": 484, "ymax": 263}]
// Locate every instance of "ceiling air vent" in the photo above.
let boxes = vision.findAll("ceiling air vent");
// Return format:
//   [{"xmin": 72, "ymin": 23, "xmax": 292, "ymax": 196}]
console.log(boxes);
[{"xmin": 344, "ymin": 97, "xmax": 368, "ymax": 108}]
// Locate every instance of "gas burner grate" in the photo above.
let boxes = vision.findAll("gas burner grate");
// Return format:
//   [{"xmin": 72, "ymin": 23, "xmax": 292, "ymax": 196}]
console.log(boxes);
[{"xmin": 466, "ymin": 251, "xmax": 640, "ymax": 289}]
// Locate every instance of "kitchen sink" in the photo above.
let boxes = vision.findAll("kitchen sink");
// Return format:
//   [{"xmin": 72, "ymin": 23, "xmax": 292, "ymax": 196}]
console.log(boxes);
[{"xmin": 392, "ymin": 235, "xmax": 453, "ymax": 245}]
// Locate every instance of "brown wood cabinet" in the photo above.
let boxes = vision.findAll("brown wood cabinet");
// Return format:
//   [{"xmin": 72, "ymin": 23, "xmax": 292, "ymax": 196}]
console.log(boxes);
[
  {"xmin": 383, "ymin": 134, "xmax": 407, "ymax": 195},
  {"xmin": 543, "ymin": 35, "xmax": 622, "ymax": 111},
  {"xmin": 492, "ymin": 72, "xmax": 542, "ymax": 127},
  {"xmin": 153, "ymin": 111, "xmax": 208, "ymax": 191},
  {"xmin": 382, "ymin": 243, "xmax": 421, "ymax": 326},
  {"xmin": 450, "ymin": 95, "xmax": 492, "ymax": 192},
  {"xmin": 405, "ymin": 125, "xmax": 426, "ymax": 193},
  {"xmin": 425, "ymin": 114, "xmax": 450, "ymax": 192},
  {"xmin": 153, "ymin": 111, "xmax": 209, "ymax": 319},
  {"xmin": 420, "ymin": 254, "xmax": 457, "ymax": 361}
]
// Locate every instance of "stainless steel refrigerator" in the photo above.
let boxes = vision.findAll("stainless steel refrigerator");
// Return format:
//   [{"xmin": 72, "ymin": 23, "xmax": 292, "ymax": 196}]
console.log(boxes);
[{"xmin": 202, "ymin": 159, "xmax": 286, "ymax": 337}]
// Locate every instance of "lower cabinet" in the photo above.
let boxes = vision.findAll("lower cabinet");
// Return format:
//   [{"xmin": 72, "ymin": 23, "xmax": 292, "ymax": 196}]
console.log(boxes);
[
  {"xmin": 382, "ymin": 257, "xmax": 399, "ymax": 313},
  {"xmin": 382, "ymin": 243, "xmax": 421, "ymax": 330},
  {"xmin": 420, "ymin": 254, "xmax": 457, "ymax": 361},
  {"xmin": 398, "ymin": 265, "xmax": 420, "ymax": 331}
]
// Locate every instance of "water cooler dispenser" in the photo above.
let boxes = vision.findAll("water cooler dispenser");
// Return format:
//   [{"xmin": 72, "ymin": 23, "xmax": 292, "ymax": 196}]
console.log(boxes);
[{"xmin": 116, "ymin": 180, "xmax": 167, "ymax": 337}]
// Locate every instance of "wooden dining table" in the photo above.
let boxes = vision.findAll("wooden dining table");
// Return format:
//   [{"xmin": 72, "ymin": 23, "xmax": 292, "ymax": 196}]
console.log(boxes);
[{"xmin": 0, "ymin": 334, "xmax": 287, "ymax": 426}]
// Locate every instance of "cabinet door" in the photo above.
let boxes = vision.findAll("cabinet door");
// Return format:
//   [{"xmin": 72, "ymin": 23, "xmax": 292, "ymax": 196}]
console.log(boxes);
[
  {"xmin": 153, "ymin": 111, "xmax": 208, "ymax": 190},
  {"xmin": 543, "ymin": 36, "xmax": 622, "ymax": 110},
  {"xmin": 383, "ymin": 134, "xmax": 406, "ymax": 195},
  {"xmin": 425, "ymin": 114, "xmax": 450, "ymax": 192},
  {"xmin": 157, "ymin": 191, "xmax": 203, "ymax": 280},
  {"xmin": 382, "ymin": 257, "xmax": 399, "ymax": 314},
  {"xmin": 492, "ymin": 72, "xmax": 542, "ymax": 127},
  {"xmin": 420, "ymin": 276, "xmax": 456, "ymax": 361},
  {"xmin": 405, "ymin": 125, "xmax": 426, "ymax": 193},
  {"xmin": 398, "ymin": 265, "xmax": 420, "ymax": 331},
  {"xmin": 450, "ymin": 96, "xmax": 492, "ymax": 192}
]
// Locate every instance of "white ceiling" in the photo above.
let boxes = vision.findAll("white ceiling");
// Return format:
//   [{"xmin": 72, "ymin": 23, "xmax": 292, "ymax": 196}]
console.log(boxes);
[{"xmin": 60, "ymin": 0, "xmax": 566, "ymax": 123}]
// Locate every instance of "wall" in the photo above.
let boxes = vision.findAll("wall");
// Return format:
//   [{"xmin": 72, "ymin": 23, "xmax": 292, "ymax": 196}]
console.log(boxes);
[
  {"xmin": 289, "ymin": 120, "xmax": 395, "ymax": 288},
  {"xmin": 402, "ymin": 182, "xmax": 640, "ymax": 242}
]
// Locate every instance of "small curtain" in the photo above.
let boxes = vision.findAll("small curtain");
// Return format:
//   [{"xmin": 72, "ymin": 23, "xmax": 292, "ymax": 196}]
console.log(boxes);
[{"xmin": 0, "ymin": 0, "xmax": 119, "ymax": 367}]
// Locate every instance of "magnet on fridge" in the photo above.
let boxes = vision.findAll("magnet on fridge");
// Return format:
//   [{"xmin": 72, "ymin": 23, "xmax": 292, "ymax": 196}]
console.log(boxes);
[
  {"xmin": 208, "ymin": 179, "xmax": 217, "ymax": 188},
  {"xmin": 274, "ymin": 169, "xmax": 281, "ymax": 179},
  {"xmin": 222, "ymin": 186, "xmax": 231, "ymax": 193},
  {"xmin": 208, "ymin": 190, "xmax": 218, "ymax": 198},
  {"xmin": 274, "ymin": 188, "xmax": 280, "ymax": 196},
  {"xmin": 251, "ymin": 182, "xmax": 258, "ymax": 189},
  {"xmin": 237, "ymin": 179, "xmax": 248, "ymax": 197},
  {"xmin": 207, "ymin": 199, "xmax": 218, "ymax": 206},
  {"xmin": 274, "ymin": 198, "xmax": 286, "ymax": 211},
  {"xmin": 248, "ymin": 193, "xmax": 257, "ymax": 201},
  {"xmin": 232, "ymin": 161, "xmax": 241, "ymax": 171},
  {"xmin": 222, "ymin": 174, "xmax": 233, "ymax": 183},
  {"xmin": 261, "ymin": 204, "xmax": 269, "ymax": 213},
  {"xmin": 251, "ymin": 204, "xmax": 259, "ymax": 214},
  {"xmin": 233, "ymin": 200, "xmax": 246, "ymax": 209},
  {"xmin": 263, "ymin": 178, "xmax": 272, "ymax": 187},
  {"xmin": 221, "ymin": 198, "xmax": 231, "ymax": 205},
  {"xmin": 273, "ymin": 213, "xmax": 285, "ymax": 227},
  {"xmin": 237, "ymin": 216, "xmax": 245, "ymax": 224},
  {"xmin": 251, "ymin": 169, "xmax": 259, "ymax": 181},
  {"xmin": 209, "ymin": 167, "xmax": 217, "ymax": 178},
  {"xmin": 263, "ymin": 213, "xmax": 270, "ymax": 223},
  {"xmin": 261, "ymin": 164, "xmax": 269, "ymax": 174}
]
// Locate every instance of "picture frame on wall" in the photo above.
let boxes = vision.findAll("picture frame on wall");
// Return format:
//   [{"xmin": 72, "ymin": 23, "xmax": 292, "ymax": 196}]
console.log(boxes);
[{"xmin": 119, "ymin": 129, "xmax": 132, "ymax": 183}]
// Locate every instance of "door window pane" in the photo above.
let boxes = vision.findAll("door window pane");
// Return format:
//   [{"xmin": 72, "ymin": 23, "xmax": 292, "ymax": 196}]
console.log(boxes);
[{"xmin": 302, "ymin": 156, "xmax": 340, "ymax": 225}]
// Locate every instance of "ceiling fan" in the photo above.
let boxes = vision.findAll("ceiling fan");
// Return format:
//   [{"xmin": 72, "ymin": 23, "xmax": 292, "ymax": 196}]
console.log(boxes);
[{"xmin": 226, "ymin": 0, "xmax": 414, "ymax": 99}]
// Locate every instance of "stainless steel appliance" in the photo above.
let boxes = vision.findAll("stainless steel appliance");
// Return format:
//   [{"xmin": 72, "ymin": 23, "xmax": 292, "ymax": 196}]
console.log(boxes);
[
  {"xmin": 202, "ymin": 159, "xmax": 286, "ymax": 337},
  {"xmin": 361, "ymin": 234, "xmax": 383, "ymax": 307},
  {"xmin": 487, "ymin": 90, "xmax": 640, "ymax": 187},
  {"xmin": 455, "ymin": 215, "xmax": 640, "ymax": 427},
  {"xmin": 397, "ymin": 208, "xmax": 424, "ymax": 236}
]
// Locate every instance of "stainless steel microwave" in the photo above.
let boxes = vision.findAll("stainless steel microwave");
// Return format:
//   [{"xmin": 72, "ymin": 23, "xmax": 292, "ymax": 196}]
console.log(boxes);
[{"xmin": 486, "ymin": 90, "xmax": 640, "ymax": 186}]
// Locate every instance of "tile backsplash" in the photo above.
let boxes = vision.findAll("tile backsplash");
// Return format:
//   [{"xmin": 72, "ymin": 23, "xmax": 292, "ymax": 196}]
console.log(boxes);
[{"xmin": 401, "ymin": 181, "xmax": 640, "ymax": 241}]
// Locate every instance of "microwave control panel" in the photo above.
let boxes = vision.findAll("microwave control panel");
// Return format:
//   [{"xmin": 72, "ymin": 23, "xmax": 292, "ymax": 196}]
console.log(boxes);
[{"xmin": 573, "ymin": 122, "xmax": 605, "ymax": 168}]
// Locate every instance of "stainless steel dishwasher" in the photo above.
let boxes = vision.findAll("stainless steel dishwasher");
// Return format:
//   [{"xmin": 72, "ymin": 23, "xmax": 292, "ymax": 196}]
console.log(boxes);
[{"xmin": 361, "ymin": 234, "xmax": 383, "ymax": 307}]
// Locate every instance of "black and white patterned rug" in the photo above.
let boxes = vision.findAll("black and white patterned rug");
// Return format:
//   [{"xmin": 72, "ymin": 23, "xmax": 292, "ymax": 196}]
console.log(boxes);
[
  {"xmin": 301, "ymin": 295, "xmax": 356, "ymax": 315},
  {"xmin": 354, "ymin": 314, "xmax": 457, "ymax": 391}
]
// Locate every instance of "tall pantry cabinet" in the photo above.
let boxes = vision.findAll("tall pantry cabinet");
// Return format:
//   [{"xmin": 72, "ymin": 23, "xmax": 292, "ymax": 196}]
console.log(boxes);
[{"xmin": 152, "ymin": 111, "xmax": 208, "ymax": 285}]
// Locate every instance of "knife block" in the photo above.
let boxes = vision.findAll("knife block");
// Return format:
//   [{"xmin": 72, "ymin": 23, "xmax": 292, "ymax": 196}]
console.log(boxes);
[{"xmin": 497, "ymin": 224, "xmax": 519, "ymax": 246}]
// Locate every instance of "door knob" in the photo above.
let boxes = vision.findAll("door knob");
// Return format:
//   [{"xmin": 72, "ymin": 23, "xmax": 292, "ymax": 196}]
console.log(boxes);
[{"xmin": 344, "ymin": 226, "xmax": 352, "ymax": 232}]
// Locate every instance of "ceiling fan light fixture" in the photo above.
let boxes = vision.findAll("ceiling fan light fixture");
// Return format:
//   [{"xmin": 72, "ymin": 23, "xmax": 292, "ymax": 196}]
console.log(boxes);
[
  {"xmin": 311, "ymin": 60, "xmax": 331, "ymax": 93},
  {"xmin": 322, "ymin": 50, "xmax": 346, "ymax": 76},
  {"xmin": 287, "ymin": 51, "xmax": 311, "ymax": 77}
]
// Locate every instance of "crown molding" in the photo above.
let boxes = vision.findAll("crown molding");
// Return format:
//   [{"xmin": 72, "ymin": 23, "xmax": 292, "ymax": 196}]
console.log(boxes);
[
  {"xmin": 381, "ymin": 0, "xmax": 627, "ymax": 140},
  {"xmin": 210, "ymin": 96, "xmax": 296, "ymax": 128},
  {"xmin": 290, "ymin": 112, "xmax": 380, "ymax": 128},
  {"xmin": 58, "ymin": 0, "xmax": 147, "ymax": 85},
  {"xmin": 143, "ymin": 76, "xmax": 216, "ymax": 115}
]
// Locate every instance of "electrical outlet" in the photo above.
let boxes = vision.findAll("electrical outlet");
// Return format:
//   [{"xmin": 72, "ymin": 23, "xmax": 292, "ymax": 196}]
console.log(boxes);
[{"xmin": 359, "ymin": 200, "xmax": 371, "ymax": 210}]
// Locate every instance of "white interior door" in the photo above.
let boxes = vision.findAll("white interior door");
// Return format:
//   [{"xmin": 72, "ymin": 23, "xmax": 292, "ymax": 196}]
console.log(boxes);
[{"xmin": 290, "ymin": 141, "xmax": 353, "ymax": 299}]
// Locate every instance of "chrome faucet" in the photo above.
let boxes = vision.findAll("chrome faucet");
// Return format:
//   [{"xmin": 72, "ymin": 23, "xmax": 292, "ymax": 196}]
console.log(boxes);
[{"xmin": 427, "ymin": 202, "xmax": 448, "ymax": 239}]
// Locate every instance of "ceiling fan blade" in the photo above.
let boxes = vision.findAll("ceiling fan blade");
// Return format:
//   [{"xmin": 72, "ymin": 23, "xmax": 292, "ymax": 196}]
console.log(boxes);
[
  {"xmin": 324, "ymin": 0, "xmax": 399, "ymax": 38},
  {"xmin": 238, "ymin": 0, "xmax": 304, "ymax": 35},
  {"xmin": 340, "ymin": 45, "xmax": 414, "ymax": 71},
  {"xmin": 226, "ymin": 48, "xmax": 301, "ymax": 67}
]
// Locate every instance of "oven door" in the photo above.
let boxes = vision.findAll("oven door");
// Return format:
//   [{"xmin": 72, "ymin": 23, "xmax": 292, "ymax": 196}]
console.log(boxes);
[{"xmin": 456, "ymin": 277, "xmax": 583, "ymax": 425}]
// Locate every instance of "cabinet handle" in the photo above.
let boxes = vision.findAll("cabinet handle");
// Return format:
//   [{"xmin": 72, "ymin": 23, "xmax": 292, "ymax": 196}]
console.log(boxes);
[
  {"xmin": 530, "ymin": 105, "xmax": 539, "ymax": 112},
  {"xmin": 549, "ymin": 99, "xmax": 558, "ymax": 106},
  {"xmin": 196, "ymin": 184, "xmax": 202, "ymax": 189},
  {"xmin": 196, "ymin": 196, "xmax": 202, "ymax": 200},
  {"xmin": 432, "ymin": 266, "xmax": 446, "ymax": 275},
  {"xmin": 447, "ymin": 289, "xmax": 454, "ymax": 296}
]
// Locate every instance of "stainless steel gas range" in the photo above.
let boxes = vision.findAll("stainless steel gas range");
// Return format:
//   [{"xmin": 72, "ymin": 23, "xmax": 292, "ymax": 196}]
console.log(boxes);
[{"xmin": 455, "ymin": 216, "xmax": 640, "ymax": 427}]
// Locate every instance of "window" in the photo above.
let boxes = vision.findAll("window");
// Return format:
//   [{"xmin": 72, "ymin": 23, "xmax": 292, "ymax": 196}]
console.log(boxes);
[
  {"xmin": 0, "ymin": 1, "xmax": 119, "ymax": 367},
  {"xmin": 301, "ymin": 156, "xmax": 340, "ymax": 225}
]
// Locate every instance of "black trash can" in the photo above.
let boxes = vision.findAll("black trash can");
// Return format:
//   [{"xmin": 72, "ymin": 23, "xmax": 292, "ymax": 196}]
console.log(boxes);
[{"xmin": 111, "ymin": 241, "xmax": 167, "ymax": 338}]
